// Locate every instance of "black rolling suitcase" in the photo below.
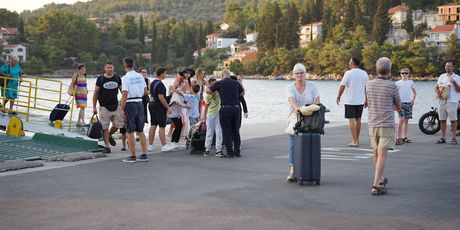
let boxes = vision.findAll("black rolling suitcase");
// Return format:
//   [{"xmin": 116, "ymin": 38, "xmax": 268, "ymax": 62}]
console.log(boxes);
[
  {"xmin": 49, "ymin": 97, "xmax": 72, "ymax": 122},
  {"xmin": 186, "ymin": 122, "xmax": 207, "ymax": 154},
  {"xmin": 294, "ymin": 132, "xmax": 321, "ymax": 185}
]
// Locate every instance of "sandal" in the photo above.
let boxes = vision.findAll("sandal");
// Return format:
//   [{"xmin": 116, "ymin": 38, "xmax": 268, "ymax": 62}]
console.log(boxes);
[
  {"xmin": 435, "ymin": 138, "xmax": 446, "ymax": 144},
  {"xmin": 379, "ymin": 177, "xmax": 388, "ymax": 191},
  {"xmin": 370, "ymin": 186, "xmax": 385, "ymax": 195},
  {"xmin": 395, "ymin": 138, "xmax": 404, "ymax": 145},
  {"xmin": 452, "ymin": 138, "xmax": 457, "ymax": 145},
  {"xmin": 402, "ymin": 138, "xmax": 412, "ymax": 143}
]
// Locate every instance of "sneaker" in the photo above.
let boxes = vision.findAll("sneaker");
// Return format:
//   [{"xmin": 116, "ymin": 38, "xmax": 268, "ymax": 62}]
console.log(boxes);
[
  {"xmin": 161, "ymin": 143, "xmax": 175, "ymax": 152},
  {"xmin": 121, "ymin": 147, "xmax": 127, "ymax": 151},
  {"xmin": 122, "ymin": 156, "xmax": 137, "ymax": 163},
  {"xmin": 173, "ymin": 142, "xmax": 185, "ymax": 149},
  {"xmin": 215, "ymin": 150, "xmax": 223, "ymax": 157},
  {"xmin": 148, "ymin": 145, "xmax": 154, "ymax": 152},
  {"xmin": 109, "ymin": 136, "xmax": 116, "ymax": 146},
  {"xmin": 137, "ymin": 154, "xmax": 149, "ymax": 162},
  {"xmin": 203, "ymin": 150, "xmax": 210, "ymax": 157},
  {"xmin": 102, "ymin": 147, "xmax": 111, "ymax": 154}
]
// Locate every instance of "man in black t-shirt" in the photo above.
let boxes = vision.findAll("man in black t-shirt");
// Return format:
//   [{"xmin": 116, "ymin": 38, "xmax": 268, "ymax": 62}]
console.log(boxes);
[
  {"xmin": 148, "ymin": 68, "xmax": 175, "ymax": 152},
  {"xmin": 92, "ymin": 62, "xmax": 124, "ymax": 153}
]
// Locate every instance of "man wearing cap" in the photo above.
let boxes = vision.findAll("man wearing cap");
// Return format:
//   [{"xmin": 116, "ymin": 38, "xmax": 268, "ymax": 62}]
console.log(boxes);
[{"xmin": 208, "ymin": 69, "xmax": 245, "ymax": 158}]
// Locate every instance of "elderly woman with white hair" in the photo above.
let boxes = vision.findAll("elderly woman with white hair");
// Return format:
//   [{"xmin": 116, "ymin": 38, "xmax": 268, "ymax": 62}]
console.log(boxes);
[
  {"xmin": 286, "ymin": 63, "xmax": 320, "ymax": 181},
  {"xmin": 0, "ymin": 55, "xmax": 22, "ymax": 114}
]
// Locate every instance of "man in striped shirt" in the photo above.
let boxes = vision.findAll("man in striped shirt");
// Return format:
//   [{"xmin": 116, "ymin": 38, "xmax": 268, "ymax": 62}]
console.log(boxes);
[{"xmin": 365, "ymin": 57, "xmax": 401, "ymax": 195}]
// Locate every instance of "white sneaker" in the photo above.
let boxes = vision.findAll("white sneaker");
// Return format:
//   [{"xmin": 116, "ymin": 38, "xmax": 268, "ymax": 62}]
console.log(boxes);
[
  {"xmin": 148, "ymin": 145, "xmax": 154, "ymax": 152},
  {"xmin": 173, "ymin": 142, "xmax": 185, "ymax": 149},
  {"xmin": 161, "ymin": 143, "xmax": 175, "ymax": 152}
]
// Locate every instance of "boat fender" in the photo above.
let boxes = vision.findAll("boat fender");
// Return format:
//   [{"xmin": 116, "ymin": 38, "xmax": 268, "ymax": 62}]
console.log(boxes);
[{"xmin": 6, "ymin": 117, "xmax": 25, "ymax": 137}]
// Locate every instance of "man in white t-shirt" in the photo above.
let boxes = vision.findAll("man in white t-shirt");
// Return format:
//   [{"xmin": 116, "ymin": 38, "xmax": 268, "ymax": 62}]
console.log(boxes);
[
  {"xmin": 435, "ymin": 60, "xmax": 460, "ymax": 145},
  {"xmin": 120, "ymin": 57, "xmax": 149, "ymax": 162},
  {"xmin": 395, "ymin": 68, "xmax": 417, "ymax": 145},
  {"xmin": 336, "ymin": 57, "xmax": 369, "ymax": 147}
]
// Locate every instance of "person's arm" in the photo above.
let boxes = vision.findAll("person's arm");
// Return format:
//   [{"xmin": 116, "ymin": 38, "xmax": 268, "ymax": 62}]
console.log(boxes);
[
  {"xmin": 336, "ymin": 85, "xmax": 346, "ymax": 105},
  {"xmin": 451, "ymin": 78, "xmax": 460, "ymax": 93},
  {"xmin": 239, "ymin": 96, "xmax": 248, "ymax": 118},
  {"xmin": 394, "ymin": 85, "xmax": 401, "ymax": 112},
  {"xmin": 411, "ymin": 82, "xmax": 417, "ymax": 106},
  {"xmin": 121, "ymin": 91, "xmax": 128, "ymax": 119},
  {"xmin": 288, "ymin": 97, "xmax": 300, "ymax": 112},
  {"xmin": 92, "ymin": 85, "xmax": 100, "ymax": 114}
]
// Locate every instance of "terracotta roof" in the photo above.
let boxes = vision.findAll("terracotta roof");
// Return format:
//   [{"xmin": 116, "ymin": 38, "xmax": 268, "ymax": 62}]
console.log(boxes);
[
  {"xmin": 438, "ymin": 2, "xmax": 460, "ymax": 7},
  {"xmin": 388, "ymin": 3, "xmax": 409, "ymax": 13},
  {"xmin": 206, "ymin": 33, "xmax": 222, "ymax": 37},
  {"xmin": 431, "ymin": 24, "xmax": 455, "ymax": 32},
  {"xmin": 302, "ymin": 22, "xmax": 322, "ymax": 27},
  {"xmin": 3, "ymin": 44, "xmax": 20, "ymax": 48},
  {"xmin": 236, "ymin": 50, "xmax": 256, "ymax": 56}
]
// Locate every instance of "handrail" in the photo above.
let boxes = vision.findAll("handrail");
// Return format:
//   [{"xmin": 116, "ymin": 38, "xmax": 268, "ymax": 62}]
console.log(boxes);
[{"xmin": 1, "ymin": 75, "xmax": 75, "ymax": 129}]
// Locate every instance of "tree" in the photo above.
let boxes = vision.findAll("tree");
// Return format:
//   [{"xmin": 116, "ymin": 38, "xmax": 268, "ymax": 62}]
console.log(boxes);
[
  {"xmin": 362, "ymin": 42, "xmax": 383, "ymax": 75},
  {"xmin": 139, "ymin": 15, "xmax": 145, "ymax": 45},
  {"xmin": 229, "ymin": 59, "xmax": 245, "ymax": 75},
  {"xmin": 372, "ymin": 0, "xmax": 391, "ymax": 44},
  {"xmin": 25, "ymin": 56, "xmax": 45, "ymax": 75},
  {"xmin": 403, "ymin": 7, "xmax": 414, "ymax": 39},
  {"xmin": 257, "ymin": 1, "xmax": 276, "ymax": 52},
  {"xmin": 283, "ymin": 2, "xmax": 300, "ymax": 50},
  {"xmin": 151, "ymin": 22, "xmax": 158, "ymax": 64},
  {"xmin": 17, "ymin": 18, "xmax": 26, "ymax": 43},
  {"xmin": 121, "ymin": 15, "xmax": 138, "ymax": 40},
  {"xmin": 0, "ymin": 9, "xmax": 19, "ymax": 27},
  {"xmin": 446, "ymin": 34, "xmax": 459, "ymax": 61}
]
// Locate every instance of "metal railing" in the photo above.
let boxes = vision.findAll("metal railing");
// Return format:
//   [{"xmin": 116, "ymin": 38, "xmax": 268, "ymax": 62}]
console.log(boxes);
[{"xmin": 1, "ymin": 75, "xmax": 75, "ymax": 131}]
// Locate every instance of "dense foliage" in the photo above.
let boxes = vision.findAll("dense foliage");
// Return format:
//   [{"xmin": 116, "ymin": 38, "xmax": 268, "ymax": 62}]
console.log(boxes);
[{"xmin": 1, "ymin": 0, "xmax": 460, "ymax": 77}]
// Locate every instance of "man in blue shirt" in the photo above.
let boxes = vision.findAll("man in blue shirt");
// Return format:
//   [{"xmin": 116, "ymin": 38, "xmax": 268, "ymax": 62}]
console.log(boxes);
[{"xmin": 209, "ymin": 69, "xmax": 245, "ymax": 158}]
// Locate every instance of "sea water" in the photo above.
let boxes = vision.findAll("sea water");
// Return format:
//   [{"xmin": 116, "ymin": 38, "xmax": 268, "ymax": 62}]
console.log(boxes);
[{"xmin": 34, "ymin": 78, "xmax": 439, "ymax": 125}]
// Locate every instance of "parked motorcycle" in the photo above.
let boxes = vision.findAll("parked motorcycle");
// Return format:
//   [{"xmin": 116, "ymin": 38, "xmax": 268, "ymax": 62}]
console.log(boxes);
[{"xmin": 418, "ymin": 106, "xmax": 460, "ymax": 135}]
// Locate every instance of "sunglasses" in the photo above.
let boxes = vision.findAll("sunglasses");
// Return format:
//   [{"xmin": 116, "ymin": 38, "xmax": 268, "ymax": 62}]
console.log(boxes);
[{"xmin": 400, "ymin": 72, "xmax": 409, "ymax": 75}]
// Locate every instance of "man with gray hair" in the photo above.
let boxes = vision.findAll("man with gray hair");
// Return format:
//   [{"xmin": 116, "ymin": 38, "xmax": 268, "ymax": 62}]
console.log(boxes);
[
  {"xmin": 365, "ymin": 57, "xmax": 400, "ymax": 195},
  {"xmin": 208, "ymin": 69, "xmax": 245, "ymax": 158}
]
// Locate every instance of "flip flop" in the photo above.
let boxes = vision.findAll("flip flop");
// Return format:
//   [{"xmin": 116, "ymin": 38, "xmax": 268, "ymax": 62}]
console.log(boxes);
[{"xmin": 347, "ymin": 143, "xmax": 359, "ymax": 147}]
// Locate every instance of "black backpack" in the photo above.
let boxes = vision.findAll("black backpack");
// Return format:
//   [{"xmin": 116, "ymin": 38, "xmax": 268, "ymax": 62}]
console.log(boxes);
[{"xmin": 294, "ymin": 103, "xmax": 326, "ymax": 134}]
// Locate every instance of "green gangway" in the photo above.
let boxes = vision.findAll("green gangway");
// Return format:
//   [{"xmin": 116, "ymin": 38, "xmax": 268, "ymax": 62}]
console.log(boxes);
[{"xmin": 0, "ymin": 133, "xmax": 101, "ymax": 163}]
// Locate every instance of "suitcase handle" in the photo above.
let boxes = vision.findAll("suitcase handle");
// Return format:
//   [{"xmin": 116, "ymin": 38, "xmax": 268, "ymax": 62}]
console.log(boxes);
[{"xmin": 64, "ymin": 97, "xmax": 73, "ymax": 105}]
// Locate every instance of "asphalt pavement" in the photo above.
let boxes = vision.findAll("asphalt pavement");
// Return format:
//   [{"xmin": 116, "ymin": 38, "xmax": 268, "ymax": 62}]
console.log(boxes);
[{"xmin": 0, "ymin": 123, "xmax": 459, "ymax": 230}]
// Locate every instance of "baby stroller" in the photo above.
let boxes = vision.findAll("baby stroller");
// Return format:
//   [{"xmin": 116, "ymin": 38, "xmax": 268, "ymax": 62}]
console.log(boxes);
[{"xmin": 186, "ymin": 121, "xmax": 207, "ymax": 154}]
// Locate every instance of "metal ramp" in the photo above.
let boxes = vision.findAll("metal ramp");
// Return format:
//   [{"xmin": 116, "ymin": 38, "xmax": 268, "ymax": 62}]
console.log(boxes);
[{"xmin": 0, "ymin": 132, "xmax": 101, "ymax": 163}]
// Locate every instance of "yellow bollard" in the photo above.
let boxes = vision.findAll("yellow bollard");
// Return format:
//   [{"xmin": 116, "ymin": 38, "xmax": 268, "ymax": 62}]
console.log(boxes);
[
  {"xmin": 54, "ymin": 120, "xmax": 63, "ymax": 129},
  {"xmin": 6, "ymin": 117, "xmax": 25, "ymax": 137}
]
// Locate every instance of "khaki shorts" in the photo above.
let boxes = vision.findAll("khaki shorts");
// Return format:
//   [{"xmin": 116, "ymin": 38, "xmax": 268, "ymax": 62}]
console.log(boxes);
[
  {"xmin": 99, "ymin": 106, "xmax": 125, "ymax": 130},
  {"xmin": 369, "ymin": 127, "xmax": 395, "ymax": 150},
  {"xmin": 438, "ymin": 102, "xmax": 458, "ymax": 121}
]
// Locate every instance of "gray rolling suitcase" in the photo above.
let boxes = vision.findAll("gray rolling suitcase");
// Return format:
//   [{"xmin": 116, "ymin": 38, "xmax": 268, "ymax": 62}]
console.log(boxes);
[{"xmin": 294, "ymin": 132, "xmax": 321, "ymax": 185}]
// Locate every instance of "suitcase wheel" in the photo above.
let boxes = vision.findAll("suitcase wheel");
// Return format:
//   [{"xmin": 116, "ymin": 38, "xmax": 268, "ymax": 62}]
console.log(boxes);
[{"xmin": 314, "ymin": 181, "xmax": 320, "ymax": 186}]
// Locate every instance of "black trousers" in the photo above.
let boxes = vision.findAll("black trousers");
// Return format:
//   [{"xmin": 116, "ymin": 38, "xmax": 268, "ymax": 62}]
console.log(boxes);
[
  {"xmin": 219, "ymin": 107, "xmax": 241, "ymax": 156},
  {"xmin": 170, "ymin": 117, "xmax": 182, "ymax": 143}
]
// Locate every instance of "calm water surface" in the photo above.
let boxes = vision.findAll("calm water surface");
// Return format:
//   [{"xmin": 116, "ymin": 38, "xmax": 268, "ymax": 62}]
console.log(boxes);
[{"xmin": 35, "ymin": 78, "xmax": 439, "ymax": 125}]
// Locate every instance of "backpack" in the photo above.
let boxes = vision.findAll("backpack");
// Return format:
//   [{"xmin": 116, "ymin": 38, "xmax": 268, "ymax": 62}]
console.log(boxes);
[
  {"xmin": 151, "ymin": 80, "xmax": 171, "ymax": 104},
  {"xmin": 294, "ymin": 103, "xmax": 326, "ymax": 134}
]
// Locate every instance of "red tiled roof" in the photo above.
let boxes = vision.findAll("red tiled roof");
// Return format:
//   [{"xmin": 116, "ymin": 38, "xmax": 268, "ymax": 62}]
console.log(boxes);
[
  {"xmin": 439, "ymin": 2, "xmax": 460, "ymax": 7},
  {"xmin": 3, "ymin": 44, "xmax": 19, "ymax": 48},
  {"xmin": 431, "ymin": 24, "xmax": 455, "ymax": 32},
  {"xmin": 236, "ymin": 50, "xmax": 256, "ymax": 56},
  {"xmin": 206, "ymin": 33, "xmax": 222, "ymax": 37},
  {"xmin": 388, "ymin": 3, "xmax": 409, "ymax": 13}
]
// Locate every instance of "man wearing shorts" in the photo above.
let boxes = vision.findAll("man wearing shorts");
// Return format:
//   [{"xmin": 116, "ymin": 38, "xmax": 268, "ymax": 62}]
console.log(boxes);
[
  {"xmin": 148, "ymin": 68, "xmax": 175, "ymax": 152},
  {"xmin": 120, "ymin": 57, "xmax": 149, "ymax": 163},
  {"xmin": 435, "ymin": 61, "xmax": 460, "ymax": 144},
  {"xmin": 336, "ymin": 57, "xmax": 369, "ymax": 147},
  {"xmin": 365, "ymin": 57, "xmax": 400, "ymax": 196},
  {"xmin": 92, "ymin": 62, "xmax": 124, "ymax": 154}
]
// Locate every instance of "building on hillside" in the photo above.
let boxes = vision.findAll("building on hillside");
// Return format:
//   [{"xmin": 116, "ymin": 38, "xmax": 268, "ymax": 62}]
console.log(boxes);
[
  {"xmin": 205, "ymin": 33, "xmax": 238, "ymax": 49},
  {"xmin": 438, "ymin": 3, "xmax": 460, "ymax": 23},
  {"xmin": 1, "ymin": 44, "xmax": 27, "ymax": 62},
  {"xmin": 223, "ymin": 50, "xmax": 257, "ymax": 69},
  {"xmin": 193, "ymin": 48, "xmax": 208, "ymax": 58},
  {"xmin": 230, "ymin": 41, "xmax": 258, "ymax": 56},
  {"xmin": 0, "ymin": 27, "xmax": 18, "ymax": 42},
  {"xmin": 388, "ymin": 3, "xmax": 410, "ymax": 29},
  {"xmin": 299, "ymin": 22, "xmax": 322, "ymax": 47},
  {"xmin": 427, "ymin": 24, "xmax": 460, "ymax": 47},
  {"xmin": 386, "ymin": 29, "xmax": 410, "ymax": 45},
  {"xmin": 245, "ymin": 32, "xmax": 257, "ymax": 43},
  {"xmin": 413, "ymin": 10, "xmax": 443, "ymax": 29}
]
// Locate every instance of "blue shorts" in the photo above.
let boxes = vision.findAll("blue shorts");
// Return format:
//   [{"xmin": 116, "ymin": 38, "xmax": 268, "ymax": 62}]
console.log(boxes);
[
  {"xmin": 398, "ymin": 102, "xmax": 412, "ymax": 119},
  {"xmin": 125, "ymin": 102, "xmax": 145, "ymax": 132}
]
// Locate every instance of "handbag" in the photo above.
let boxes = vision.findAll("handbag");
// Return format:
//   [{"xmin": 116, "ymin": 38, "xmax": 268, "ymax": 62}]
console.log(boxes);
[
  {"xmin": 87, "ymin": 114, "xmax": 103, "ymax": 139},
  {"xmin": 285, "ymin": 111, "xmax": 298, "ymax": 136},
  {"xmin": 294, "ymin": 103, "xmax": 326, "ymax": 134}
]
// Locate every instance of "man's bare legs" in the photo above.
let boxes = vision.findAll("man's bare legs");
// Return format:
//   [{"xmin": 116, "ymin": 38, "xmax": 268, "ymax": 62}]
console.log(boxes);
[{"xmin": 348, "ymin": 118, "xmax": 361, "ymax": 146}]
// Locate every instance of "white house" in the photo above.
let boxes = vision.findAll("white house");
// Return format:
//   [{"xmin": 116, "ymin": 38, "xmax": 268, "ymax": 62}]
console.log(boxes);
[
  {"xmin": 427, "ymin": 24, "xmax": 460, "ymax": 46},
  {"xmin": 299, "ymin": 22, "xmax": 322, "ymax": 47},
  {"xmin": 205, "ymin": 33, "xmax": 238, "ymax": 49},
  {"xmin": 246, "ymin": 32, "xmax": 257, "ymax": 43},
  {"xmin": 386, "ymin": 29, "xmax": 410, "ymax": 45},
  {"xmin": 388, "ymin": 3, "xmax": 409, "ymax": 29},
  {"xmin": 413, "ymin": 10, "xmax": 443, "ymax": 28},
  {"xmin": 2, "ymin": 44, "xmax": 27, "ymax": 62}
]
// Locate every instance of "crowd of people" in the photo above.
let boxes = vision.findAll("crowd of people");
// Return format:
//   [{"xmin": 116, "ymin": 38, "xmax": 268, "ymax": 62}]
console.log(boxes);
[{"xmin": 69, "ymin": 57, "xmax": 247, "ymax": 162}]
